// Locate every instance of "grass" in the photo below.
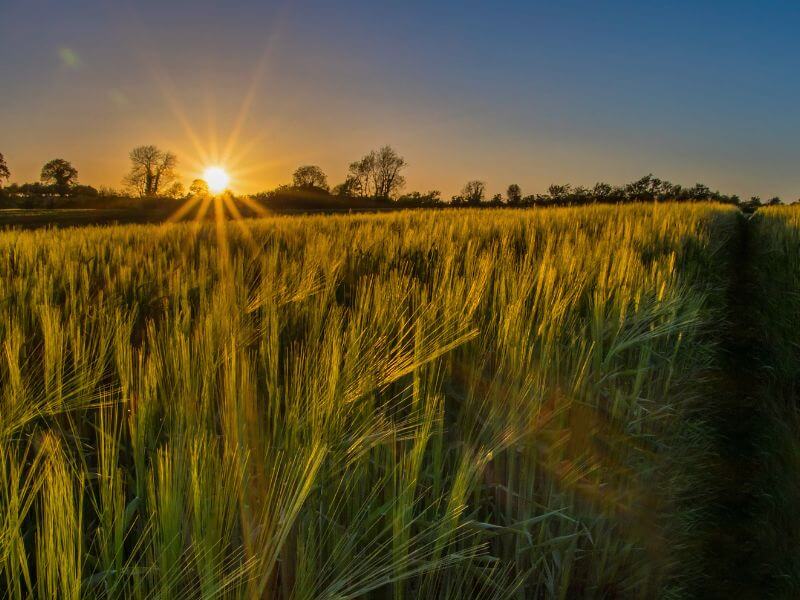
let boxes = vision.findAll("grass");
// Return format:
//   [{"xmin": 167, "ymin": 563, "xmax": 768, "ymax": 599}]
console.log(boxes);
[{"xmin": 0, "ymin": 204, "xmax": 740, "ymax": 598}]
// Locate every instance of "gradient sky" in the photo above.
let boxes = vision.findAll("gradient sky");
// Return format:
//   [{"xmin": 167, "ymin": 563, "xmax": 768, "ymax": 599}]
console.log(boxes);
[{"xmin": 2, "ymin": 0, "xmax": 800, "ymax": 200}]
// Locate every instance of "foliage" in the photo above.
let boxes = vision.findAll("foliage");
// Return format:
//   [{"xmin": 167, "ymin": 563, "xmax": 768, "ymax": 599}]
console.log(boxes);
[
  {"xmin": 164, "ymin": 181, "xmax": 185, "ymax": 199},
  {"xmin": 347, "ymin": 146, "xmax": 407, "ymax": 199},
  {"xmin": 0, "ymin": 152, "xmax": 9, "ymax": 187},
  {"xmin": 396, "ymin": 190, "xmax": 442, "ymax": 206},
  {"xmin": 740, "ymin": 196, "xmax": 762, "ymax": 213},
  {"xmin": 124, "ymin": 145, "xmax": 178, "ymax": 197},
  {"xmin": 455, "ymin": 174, "xmax": 743, "ymax": 208},
  {"xmin": 292, "ymin": 165, "xmax": 329, "ymax": 191},
  {"xmin": 189, "ymin": 178, "xmax": 210, "ymax": 197},
  {"xmin": 40, "ymin": 158, "xmax": 78, "ymax": 192},
  {"xmin": 0, "ymin": 140, "xmax": 746, "ymax": 212},
  {"xmin": 506, "ymin": 184, "xmax": 522, "ymax": 205},
  {"xmin": 460, "ymin": 180, "xmax": 486, "ymax": 205}
]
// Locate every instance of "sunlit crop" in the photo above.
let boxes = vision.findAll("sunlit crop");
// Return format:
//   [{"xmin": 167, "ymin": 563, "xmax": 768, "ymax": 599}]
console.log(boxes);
[{"xmin": 0, "ymin": 204, "xmax": 738, "ymax": 598}]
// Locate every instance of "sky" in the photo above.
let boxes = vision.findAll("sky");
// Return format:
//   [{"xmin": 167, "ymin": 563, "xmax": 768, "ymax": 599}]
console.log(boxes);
[{"xmin": 2, "ymin": 0, "xmax": 800, "ymax": 200}]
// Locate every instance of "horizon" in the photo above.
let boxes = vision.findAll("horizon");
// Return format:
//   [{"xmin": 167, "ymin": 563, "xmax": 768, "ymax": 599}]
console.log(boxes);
[{"xmin": 2, "ymin": 1, "xmax": 800, "ymax": 200}]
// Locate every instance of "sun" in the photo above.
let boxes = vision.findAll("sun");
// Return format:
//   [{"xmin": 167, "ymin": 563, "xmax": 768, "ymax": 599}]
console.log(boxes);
[{"xmin": 203, "ymin": 166, "xmax": 230, "ymax": 194}]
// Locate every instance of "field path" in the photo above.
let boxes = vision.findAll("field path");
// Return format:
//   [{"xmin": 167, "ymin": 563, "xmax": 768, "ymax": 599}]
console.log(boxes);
[{"xmin": 696, "ymin": 213, "xmax": 776, "ymax": 598}]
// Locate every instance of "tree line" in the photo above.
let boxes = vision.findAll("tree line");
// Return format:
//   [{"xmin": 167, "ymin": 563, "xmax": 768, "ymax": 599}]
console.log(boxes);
[
  {"xmin": 0, "ymin": 146, "xmax": 183, "ymax": 204},
  {"xmin": 0, "ymin": 148, "xmax": 789, "ymax": 211}
]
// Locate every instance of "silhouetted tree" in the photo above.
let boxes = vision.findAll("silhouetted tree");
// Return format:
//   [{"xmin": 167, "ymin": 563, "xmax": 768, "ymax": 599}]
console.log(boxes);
[
  {"xmin": 767, "ymin": 196, "xmax": 782, "ymax": 206},
  {"xmin": 660, "ymin": 182, "xmax": 682, "ymax": 201},
  {"xmin": 507, "ymin": 184, "xmax": 522, "ymax": 205},
  {"xmin": 372, "ymin": 146, "xmax": 407, "ymax": 198},
  {"xmin": 688, "ymin": 183, "xmax": 711, "ymax": 202},
  {"xmin": 568, "ymin": 186, "xmax": 590, "ymax": 205},
  {"xmin": 348, "ymin": 146, "xmax": 407, "ymax": 199},
  {"xmin": 71, "ymin": 184, "xmax": 99, "ymax": 197},
  {"xmin": 189, "ymin": 179, "xmax": 209, "ymax": 196},
  {"xmin": 396, "ymin": 190, "xmax": 441, "ymax": 206},
  {"xmin": 125, "ymin": 145, "xmax": 178, "ymax": 197},
  {"xmin": 739, "ymin": 196, "xmax": 762, "ymax": 213},
  {"xmin": 0, "ymin": 153, "xmax": 9, "ymax": 188},
  {"xmin": 547, "ymin": 184, "xmax": 571, "ymax": 204},
  {"xmin": 347, "ymin": 156, "xmax": 373, "ymax": 197},
  {"xmin": 461, "ymin": 180, "xmax": 486, "ymax": 205},
  {"xmin": 624, "ymin": 174, "xmax": 657, "ymax": 202},
  {"xmin": 292, "ymin": 165, "xmax": 328, "ymax": 190},
  {"xmin": 332, "ymin": 177, "xmax": 359, "ymax": 197},
  {"xmin": 592, "ymin": 182, "xmax": 612, "ymax": 202},
  {"xmin": 40, "ymin": 159, "xmax": 78, "ymax": 193}
]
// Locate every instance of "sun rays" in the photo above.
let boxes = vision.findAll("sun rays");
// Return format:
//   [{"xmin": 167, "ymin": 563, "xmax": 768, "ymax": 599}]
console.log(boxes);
[
  {"xmin": 150, "ymin": 58, "xmax": 274, "ymax": 259},
  {"xmin": 131, "ymin": 11, "xmax": 282, "ymax": 236}
]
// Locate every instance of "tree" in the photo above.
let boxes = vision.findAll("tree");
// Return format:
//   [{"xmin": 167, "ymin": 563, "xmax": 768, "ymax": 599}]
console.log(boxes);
[
  {"xmin": 292, "ymin": 165, "xmax": 328, "ymax": 190},
  {"xmin": 124, "ymin": 145, "xmax": 178, "ymax": 197},
  {"xmin": 688, "ymin": 183, "xmax": 711, "ymax": 202},
  {"xmin": 371, "ymin": 146, "xmax": 406, "ymax": 199},
  {"xmin": 71, "ymin": 184, "xmax": 99, "ymax": 197},
  {"xmin": 624, "ymin": 175, "xmax": 656, "ymax": 202},
  {"xmin": 189, "ymin": 179, "xmax": 210, "ymax": 197},
  {"xmin": 767, "ymin": 196, "xmax": 782, "ymax": 206},
  {"xmin": 740, "ymin": 196, "xmax": 762, "ymax": 213},
  {"xmin": 571, "ymin": 186, "xmax": 591, "ymax": 205},
  {"xmin": 461, "ymin": 180, "xmax": 486, "ymax": 205},
  {"xmin": 507, "ymin": 184, "xmax": 522, "ymax": 205},
  {"xmin": 547, "ymin": 184, "xmax": 571, "ymax": 203},
  {"xmin": 332, "ymin": 177, "xmax": 359, "ymax": 197},
  {"xmin": 659, "ymin": 182, "xmax": 682, "ymax": 201},
  {"xmin": 397, "ymin": 190, "xmax": 441, "ymax": 205},
  {"xmin": 592, "ymin": 182, "xmax": 613, "ymax": 202},
  {"xmin": 165, "ymin": 182, "xmax": 185, "ymax": 199},
  {"xmin": 347, "ymin": 145, "xmax": 407, "ymax": 199},
  {"xmin": 0, "ymin": 153, "xmax": 9, "ymax": 188},
  {"xmin": 347, "ymin": 156, "xmax": 374, "ymax": 197},
  {"xmin": 40, "ymin": 159, "xmax": 78, "ymax": 192}
]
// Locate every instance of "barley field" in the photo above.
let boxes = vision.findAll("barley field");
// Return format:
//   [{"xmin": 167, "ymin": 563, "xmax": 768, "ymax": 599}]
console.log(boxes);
[{"xmin": 0, "ymin": 205, "xmax": 743, "ymax": 598}]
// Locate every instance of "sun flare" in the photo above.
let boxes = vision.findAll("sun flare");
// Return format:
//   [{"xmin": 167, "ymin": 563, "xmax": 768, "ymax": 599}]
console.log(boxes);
[{"xmin": 203, "ymin": 166, "xmax": 230, "ymax": 194}]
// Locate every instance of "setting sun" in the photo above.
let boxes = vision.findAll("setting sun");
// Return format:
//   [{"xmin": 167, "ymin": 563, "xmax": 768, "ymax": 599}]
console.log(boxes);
[{"xmin": 203, "ymin": 166, "xmax": 230, "ymax": 194}]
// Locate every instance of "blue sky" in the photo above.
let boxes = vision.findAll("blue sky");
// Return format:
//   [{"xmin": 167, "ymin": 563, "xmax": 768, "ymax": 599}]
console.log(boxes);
[{"xmin": 2, "ymin": 0, "xmax": 799, "ymax": 199}]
